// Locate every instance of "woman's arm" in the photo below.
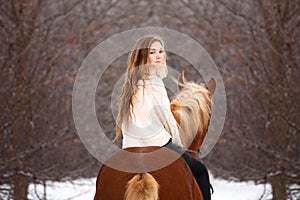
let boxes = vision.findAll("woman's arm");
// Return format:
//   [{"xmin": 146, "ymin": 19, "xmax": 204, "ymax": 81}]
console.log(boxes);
[{"xmin": 148, "ymin": 78, "xmax": 183, "ymax": 148}]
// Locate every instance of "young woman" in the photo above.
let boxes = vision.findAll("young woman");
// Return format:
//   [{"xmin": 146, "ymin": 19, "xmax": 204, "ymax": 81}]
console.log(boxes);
[{"xmin": 115, "ymin": 35, "xmax": 211, "ymax": 200}]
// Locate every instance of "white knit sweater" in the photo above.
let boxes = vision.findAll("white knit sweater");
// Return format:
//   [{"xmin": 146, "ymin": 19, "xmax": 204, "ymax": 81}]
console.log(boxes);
[{"xmin": 121, "ymin": 76, "xmax": 183, "ymax": 149}]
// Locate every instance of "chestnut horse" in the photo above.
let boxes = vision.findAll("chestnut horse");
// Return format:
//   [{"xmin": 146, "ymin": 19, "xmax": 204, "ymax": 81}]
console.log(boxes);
[{"xmin": 94, "ymin": 72, "xmax": 215, "ymax": 200}]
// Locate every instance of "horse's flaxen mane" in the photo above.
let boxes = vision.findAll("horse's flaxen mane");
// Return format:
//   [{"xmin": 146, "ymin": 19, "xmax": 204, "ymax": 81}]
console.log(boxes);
[{"xmin": 171, "ymin": 81, "xmax": 212, "ymax": 150}]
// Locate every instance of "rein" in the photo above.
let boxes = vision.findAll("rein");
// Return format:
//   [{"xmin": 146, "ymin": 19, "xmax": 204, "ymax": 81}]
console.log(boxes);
[{"xmin": 185, "ymin": 149, "xmax": 202, "ymax": 158}]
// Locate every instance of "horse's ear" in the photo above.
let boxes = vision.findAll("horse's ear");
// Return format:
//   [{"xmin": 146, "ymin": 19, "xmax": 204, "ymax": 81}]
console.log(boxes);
[
  {"xmin": 206, "ymin": 78, "xmax": 216, "ymax": 96},
  {"xmin": 178, "ymin": 71, "xmax": 185, "ymax": 91}
]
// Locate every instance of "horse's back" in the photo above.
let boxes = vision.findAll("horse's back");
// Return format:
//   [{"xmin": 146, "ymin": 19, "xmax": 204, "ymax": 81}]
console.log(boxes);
[{"xmin": 94, "ymin": 146, "xmax": 203, "ymax": 200}]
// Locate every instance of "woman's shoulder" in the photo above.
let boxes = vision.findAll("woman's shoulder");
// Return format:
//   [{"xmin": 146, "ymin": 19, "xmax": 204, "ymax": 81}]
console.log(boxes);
[{"xmin": 137, "ymin": 76, "xmax": 165, "ymax": 88}]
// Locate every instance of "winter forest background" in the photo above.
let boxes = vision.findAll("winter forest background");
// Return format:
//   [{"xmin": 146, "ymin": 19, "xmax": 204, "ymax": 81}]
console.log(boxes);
[{"xmin": 0, "ymin": 0, "xmax": 299, "ymax": 199}]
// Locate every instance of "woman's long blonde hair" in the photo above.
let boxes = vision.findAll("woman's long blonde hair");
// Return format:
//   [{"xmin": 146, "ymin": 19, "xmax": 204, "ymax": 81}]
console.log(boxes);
[{"xmin": 115, "ymin": 35, "xmax": 167, "ymax": 140}]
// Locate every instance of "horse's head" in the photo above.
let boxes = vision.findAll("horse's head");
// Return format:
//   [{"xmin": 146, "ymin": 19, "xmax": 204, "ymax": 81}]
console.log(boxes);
[{"xmin": 171, "ymin": 72, "xmax": 215, "ymax": 158}]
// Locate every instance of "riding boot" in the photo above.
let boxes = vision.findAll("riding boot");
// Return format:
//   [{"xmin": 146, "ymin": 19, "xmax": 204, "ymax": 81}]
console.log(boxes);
[
  {"xmin": 181, "ymin": 153, "xmax": 211, "ymax": 200},
  {"xmin": 163, "ymin": 140, "xmax": 212, "ymax": 200}
]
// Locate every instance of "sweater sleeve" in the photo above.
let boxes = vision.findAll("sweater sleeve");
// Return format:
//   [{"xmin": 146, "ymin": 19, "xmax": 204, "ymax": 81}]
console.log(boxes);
[{"xmin": 147, "ymin": 79, "xmax": 183, "ymax": 148}]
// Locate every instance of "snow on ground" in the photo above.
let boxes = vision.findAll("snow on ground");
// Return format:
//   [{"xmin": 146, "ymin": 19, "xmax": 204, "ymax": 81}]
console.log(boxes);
[
  {"xmin": 27, "ymin": 174, "xmax": 273, "ymax": 200},
  {"xmin": 28, "ymin": 179, "xmax": 96, "ymax": 200},
  {"xmin": 210, "ymin": 176, "xmax": 272, "ymax": 200}
]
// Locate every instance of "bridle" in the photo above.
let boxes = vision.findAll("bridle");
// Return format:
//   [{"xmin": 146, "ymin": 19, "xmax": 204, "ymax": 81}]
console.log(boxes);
[{"xmin": 185, "ymin": 148, "xmax": 202, "ymax": 159}]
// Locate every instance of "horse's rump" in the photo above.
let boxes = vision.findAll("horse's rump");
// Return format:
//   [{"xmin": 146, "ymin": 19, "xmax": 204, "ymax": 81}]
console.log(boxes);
[{"xmin": 94, "ymin": 146, "xmax": 202, "ymax": 200}]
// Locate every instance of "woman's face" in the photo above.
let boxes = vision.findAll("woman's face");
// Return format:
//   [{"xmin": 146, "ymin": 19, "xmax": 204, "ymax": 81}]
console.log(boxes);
[{"xmin": 148, "ymin": 41, "xmax": 165, "ymax": 65}]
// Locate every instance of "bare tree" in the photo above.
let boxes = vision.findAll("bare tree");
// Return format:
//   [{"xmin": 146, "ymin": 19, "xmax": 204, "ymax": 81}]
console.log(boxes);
[
  {"xmin": 129, "ymin": 0, "xmax": 299, "ymax": 199},
  {"xmin": 157, "ymin": 1, "xmax": 300, "ymax": 199},
  {"xmin": 0, "ymin": 0, "xmax": 140, "ymax": 199},
  {"xmin": 1, "ymin": 0, "xmax": 299, "ymax": 199},
  {"xmin": 95, "ymin": 1, "xmax": 300, "ymax": 199}
]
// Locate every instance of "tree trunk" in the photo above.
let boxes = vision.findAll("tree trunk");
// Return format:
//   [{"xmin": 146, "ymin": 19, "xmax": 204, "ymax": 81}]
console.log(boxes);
[
  {"xmin": 270, "ymin": 174, "xmax": 287, "ymax": 200},
  {"xmin": 13, "ymin": 174, "xmax": 30, "ymax": 200}
]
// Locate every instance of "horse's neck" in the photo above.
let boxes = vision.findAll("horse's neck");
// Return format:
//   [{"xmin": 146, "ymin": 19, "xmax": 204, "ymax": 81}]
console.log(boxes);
[{"xmin": 187, "ymin": 131, "xmax": 205, "ymax": 158}]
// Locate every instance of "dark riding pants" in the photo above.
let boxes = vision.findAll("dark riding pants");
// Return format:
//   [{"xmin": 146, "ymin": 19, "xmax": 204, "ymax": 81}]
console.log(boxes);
[{"xmin": 163, "ymin": 140, "xmax": 212, "ymax": 200}]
